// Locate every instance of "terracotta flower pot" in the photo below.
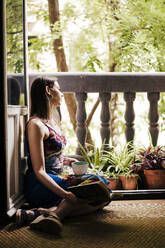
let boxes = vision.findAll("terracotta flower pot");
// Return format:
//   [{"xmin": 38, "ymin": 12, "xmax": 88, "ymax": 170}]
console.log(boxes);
[
  {"xmin": 107, "ymin": 177, "xmax": 122, "ymax": 190},
  {"xmin": 144, "ymin": 169, "xmax": 165, "ymax": 189},
  {"xmin": 120, "ymin": 174, "xmax": 138, "ymax": 190}
]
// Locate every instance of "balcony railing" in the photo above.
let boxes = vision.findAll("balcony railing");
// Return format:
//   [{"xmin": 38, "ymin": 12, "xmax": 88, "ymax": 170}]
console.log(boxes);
[{"xmin": 29, "ymin": 72, "xmax": 165, "ymax": 154}]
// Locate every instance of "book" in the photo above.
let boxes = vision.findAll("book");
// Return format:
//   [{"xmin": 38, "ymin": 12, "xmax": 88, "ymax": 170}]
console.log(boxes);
[{"xmin": 68, "ymin": 180, "xmax": 110, "ymax": 206}]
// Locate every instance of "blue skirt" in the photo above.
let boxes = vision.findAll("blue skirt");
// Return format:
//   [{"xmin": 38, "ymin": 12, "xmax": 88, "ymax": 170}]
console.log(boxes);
[{"xmin": 24, "ymin": 170, "xmax": 111, "ymax": 208}]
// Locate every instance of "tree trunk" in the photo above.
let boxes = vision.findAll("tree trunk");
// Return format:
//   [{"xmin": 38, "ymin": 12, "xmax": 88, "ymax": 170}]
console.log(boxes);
[
  {"xmin": 47, "ymin": 0, "xmax": 77, "ymax": 130},
  {"xmin": 107, "ymin": 0, "xmax": 120, "ymax": 147},
  {"xmin": 47, "ymin": 0, "xmax": 94, "ymax": 144},
  {"xmin": 109, "ymin": 40, "xmax": 120, "ymax": 147}
]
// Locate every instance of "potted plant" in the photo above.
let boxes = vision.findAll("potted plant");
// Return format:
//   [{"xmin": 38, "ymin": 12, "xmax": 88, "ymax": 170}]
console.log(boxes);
[
  {"xmin": 135, "ymin": 146, "xmax": 165, "ymax": 189},
  {"xmin": 105, "ymin": 171, "xmax": 122, "ymax": 190},
  {"xmin": 79, "ymin": 143, "xmax": 124, "ymax": 190},
  {"xmin": 78, "ymin": 141, "xmax": 108, "ymax": 177},
  {"xmin": 104, "ymin": 142, "xmax": 139, "ymax": 190}
]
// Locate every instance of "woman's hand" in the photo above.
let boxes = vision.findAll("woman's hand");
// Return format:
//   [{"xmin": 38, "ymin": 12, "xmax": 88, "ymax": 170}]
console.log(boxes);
[
  {"xmin": 64, "ymin": 191, "xmax": 79, "ymax": 203},
  {"xmin": 63, "ymin": 157, "xmax": 78, "ymax": 167},
  {"xmin": 64, "ymin": 191, "xmax": 88, "ymax": 204}
]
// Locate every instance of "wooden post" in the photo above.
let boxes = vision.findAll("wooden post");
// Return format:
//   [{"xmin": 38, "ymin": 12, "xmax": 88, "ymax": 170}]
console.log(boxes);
[
  {"xmin": 147, "ymin": 92, "xmax": 160, "ymax": 146},
  {"xmin": 124, "ymin": 92, "xmax": 136, "ymax": 143},
  {"xmin": 75, "ymin": 92, "xmax": 87, "ymax": 154},
  {"xmin": 99, "ymin": 92, "xmax": 111, "ymax": 147}
]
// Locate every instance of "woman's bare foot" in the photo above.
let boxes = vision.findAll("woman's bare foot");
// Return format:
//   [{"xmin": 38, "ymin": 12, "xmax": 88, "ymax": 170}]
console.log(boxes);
[
  {"xmin": 37, "ymin": 208, "xmax": 59, "ymax": 219},
  {"xmin": 26, "ymin": 210, "xmax": 38, "ymax": 221}
]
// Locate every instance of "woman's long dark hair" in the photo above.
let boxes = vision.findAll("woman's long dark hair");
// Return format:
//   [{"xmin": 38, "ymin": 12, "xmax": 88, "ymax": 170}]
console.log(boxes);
[{"xmin": 30, "ymin": 77, "xmax": 55, "ymax": 119}]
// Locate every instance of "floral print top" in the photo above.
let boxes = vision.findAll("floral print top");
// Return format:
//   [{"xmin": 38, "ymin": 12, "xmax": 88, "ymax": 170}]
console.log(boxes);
[
  {"xmin": 26, "ymin": 122, "xmax": 66, "ymax": 175},
  {"xmin": 43, "ymin": 123, "xmax": 66, "ymax": 174}
]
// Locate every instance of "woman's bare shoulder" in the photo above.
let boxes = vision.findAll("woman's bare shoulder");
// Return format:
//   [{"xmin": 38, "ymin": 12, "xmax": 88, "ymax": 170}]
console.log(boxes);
[{"xmin": 27, "ymin": 118, "xmax": 46, "ymax": 134}]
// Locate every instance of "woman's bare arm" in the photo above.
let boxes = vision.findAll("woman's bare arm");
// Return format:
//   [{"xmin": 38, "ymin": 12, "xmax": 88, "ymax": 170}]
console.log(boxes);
[
  {"xmin": 27, "ymin": 119, "xmax": 77, "ymax": 202},
  {"xmin": 63, "ymin": 157, "xmax": 78, "ymax": 167}
]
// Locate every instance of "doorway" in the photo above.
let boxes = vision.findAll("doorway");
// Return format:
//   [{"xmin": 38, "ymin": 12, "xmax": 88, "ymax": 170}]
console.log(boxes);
[{"xmin": 0, "ymin": 0, "xmax": 29, "ymax": 221}]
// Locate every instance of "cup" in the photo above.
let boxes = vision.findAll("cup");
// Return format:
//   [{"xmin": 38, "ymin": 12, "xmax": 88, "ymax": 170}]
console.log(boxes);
[{"xmin": 71, "ymin": 161, "xmax": 89, "ymax": 175}]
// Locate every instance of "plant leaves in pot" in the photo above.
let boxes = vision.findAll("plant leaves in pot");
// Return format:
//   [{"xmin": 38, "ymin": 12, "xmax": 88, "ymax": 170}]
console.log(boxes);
[
  {"xmin": 136, "ymin": 146, "xmax": 165, "ymax": 189},
  {"xmin": 103, "ymin": 142, "xmax": 139, "ymax": 190}
]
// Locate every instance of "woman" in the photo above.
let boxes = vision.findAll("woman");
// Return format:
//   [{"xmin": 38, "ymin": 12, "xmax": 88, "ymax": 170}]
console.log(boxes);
[{"xmin": 16, "ymin": 77, "xmax": 111, "ymax": 235}]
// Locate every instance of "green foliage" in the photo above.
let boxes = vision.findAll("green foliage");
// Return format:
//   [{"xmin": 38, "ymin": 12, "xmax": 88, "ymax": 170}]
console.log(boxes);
[
  {"xmin": 28, "ymin": 0, "xmax": 49, "ymax": 24},
  {"xmin": 158, "ymin": 93, "xmax": 165, "ymax": 132},
  {"xmin": 78, "ymin": 141, "xmax": 108, "ymax": 176},
  {"xmin": 28, "ymin": 35, "xmax": 53, "ymax": 71},
  {"xmin": 28, "ymin": 0, "xmax": 165, "ymax": 72},
  {"xmin": 62, "ymin": 0, "xmax": 108, "ymax": 71},
  {"xmin": 103, "ymin": 142, "xmax": 139, "ymax": 176},
  {"xmin": 82, "ymin": 55, "xmax": 103, "ymax": 72},
  {"xmin": 132, "ymin": 145, "xmax": 165, "ymax": 171},
  {"xmin": 6, "ymin": 0, "xmax": 24, "ymax": 73},
  {"xmin": 107, "ymin": 0, "xmax": 165, "ymax": 72},
  {"xmin": 62, "ymin": 2, "xmax": 78, "ymax": 20}
]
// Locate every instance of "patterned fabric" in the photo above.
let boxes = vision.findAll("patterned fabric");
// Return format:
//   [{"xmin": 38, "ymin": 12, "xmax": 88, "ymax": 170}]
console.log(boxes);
[
  {"xmin": 26, "ymin": 122, "xmax": 66, "ymax": 175},
  {"xmin": 44, "ymin": 124, "xmax": 66, "ymax": 159},
  {"xmin": 61, "ymin": 174, "xmax": 110, "ymax": 187},
  {"xmin": 43, "ymin": 124, "xmax": 66, "ymax": 175}
]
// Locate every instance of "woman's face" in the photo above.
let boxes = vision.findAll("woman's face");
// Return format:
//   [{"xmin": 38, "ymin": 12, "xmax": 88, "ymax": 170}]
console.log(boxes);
[{"xmin": 49, "ymin": 81, "xmax": 63, "ymax": 107}]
